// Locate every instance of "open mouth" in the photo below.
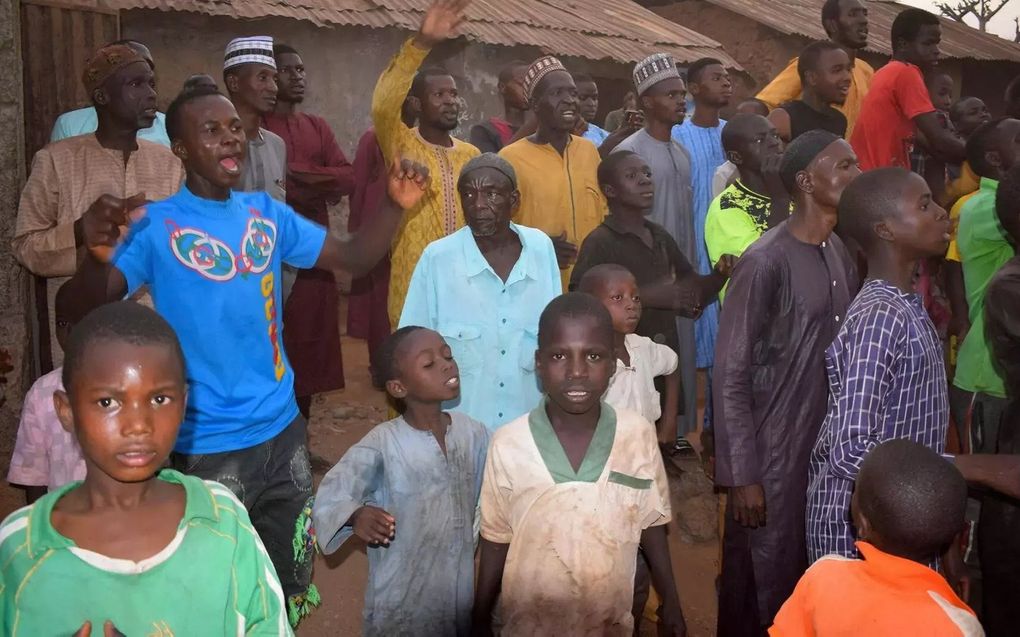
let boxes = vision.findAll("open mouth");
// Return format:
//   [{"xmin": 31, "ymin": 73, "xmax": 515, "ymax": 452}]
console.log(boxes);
[
  {"xmin": 445, "ymin": 376, "xmax": 460, "ymax": 388},
  {"xmin": 564, "ymin": 389, "xmax": 591, "ymax": 401},
  {"xmin": 219, "ymin": 156, "xmax": 241, "ymax": 175}
]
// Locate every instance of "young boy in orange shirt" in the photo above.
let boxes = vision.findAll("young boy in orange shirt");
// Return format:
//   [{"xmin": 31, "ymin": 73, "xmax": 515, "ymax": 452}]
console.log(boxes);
[{"xmin": 772, "ymin": 439, "xmax": 980, "ymax": 636}]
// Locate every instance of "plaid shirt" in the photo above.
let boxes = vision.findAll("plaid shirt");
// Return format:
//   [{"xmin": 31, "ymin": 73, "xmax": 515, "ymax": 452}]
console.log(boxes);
[{"xmin": 807, "ymin": 279, "xmax": 949, "ymax": 563}]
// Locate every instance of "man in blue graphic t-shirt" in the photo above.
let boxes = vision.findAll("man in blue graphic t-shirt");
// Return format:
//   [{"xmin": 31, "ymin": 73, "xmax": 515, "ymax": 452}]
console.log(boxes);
[{"xmin": 70, "ymin": 85, "xmax": 428, "ymax": 624}]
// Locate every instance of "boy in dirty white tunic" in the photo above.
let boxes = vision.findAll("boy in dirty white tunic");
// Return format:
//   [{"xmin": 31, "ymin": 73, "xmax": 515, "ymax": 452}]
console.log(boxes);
[
  {"xmin": 313, "ymin": 327, "xmax": 489, "ymax": 636},
  {"xmin": 472, "ymin": 293, "xmax": 686, "ymax": 636}
]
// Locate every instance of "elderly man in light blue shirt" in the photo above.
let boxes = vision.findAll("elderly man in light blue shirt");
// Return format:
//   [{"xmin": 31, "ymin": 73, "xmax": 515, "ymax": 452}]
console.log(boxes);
[
  {"xmin": 49, "ymin": 39, "xmax": 171, "ymax": 146},
  {"xmin": 400, "ymin": 153, "xmax": 562, "ymax": 430}
]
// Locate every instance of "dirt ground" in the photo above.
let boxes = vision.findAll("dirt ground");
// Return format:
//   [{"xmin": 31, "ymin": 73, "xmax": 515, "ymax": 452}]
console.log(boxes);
[{"xmin": 0, "ymin": 301, "xmax": 721, "ymax": 636}]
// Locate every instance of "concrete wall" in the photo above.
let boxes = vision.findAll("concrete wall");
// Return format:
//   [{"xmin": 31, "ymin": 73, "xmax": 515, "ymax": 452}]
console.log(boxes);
[
  {"xmin": 122, "ymin": 10, "xmax": 635, "ymax": 155},
  {"xmin": 0, "ymin": 0, "xmax": 29, "ymax": 465}
]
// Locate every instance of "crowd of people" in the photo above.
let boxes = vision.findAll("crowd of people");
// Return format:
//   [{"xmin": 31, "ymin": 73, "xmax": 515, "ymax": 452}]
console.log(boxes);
[{"xmin": 4, "ymin": 0, "xmax": 1020, "ymax": 634}]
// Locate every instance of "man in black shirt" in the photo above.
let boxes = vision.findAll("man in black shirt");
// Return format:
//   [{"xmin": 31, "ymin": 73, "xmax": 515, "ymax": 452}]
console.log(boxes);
[{"xmin": 769, "ymin": 41, "xmax": 852, "ymax": 142}]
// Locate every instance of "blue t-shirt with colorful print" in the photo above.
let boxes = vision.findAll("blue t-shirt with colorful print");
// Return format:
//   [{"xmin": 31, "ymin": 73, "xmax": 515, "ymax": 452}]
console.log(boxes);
[{"xmin": 112, "ymin": 186, "xmax": 327, "ymax": 454}]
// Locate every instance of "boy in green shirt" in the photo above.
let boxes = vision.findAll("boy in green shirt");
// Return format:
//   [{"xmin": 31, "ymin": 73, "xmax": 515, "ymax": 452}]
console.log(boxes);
[
  {"xmin": 705, "ymin": 113, "xmax": 789, "ymax": 286},
  {"xmin": 0, "ymin": 302, "xmax": 292, "ymax": 636},
  {"xmin": 954, "ymin": 117, "xmax": 1020, "ymax": 452}
]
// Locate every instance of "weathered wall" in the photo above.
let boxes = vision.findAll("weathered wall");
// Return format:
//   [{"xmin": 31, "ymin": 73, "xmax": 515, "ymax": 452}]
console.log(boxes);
[
  {"xmin": 121, "ymin": 10, "xmax": 634, "ymax": 155},
  {"xmin": 0, "ymin": 0, "xmax": 29, "ymax": 466}
]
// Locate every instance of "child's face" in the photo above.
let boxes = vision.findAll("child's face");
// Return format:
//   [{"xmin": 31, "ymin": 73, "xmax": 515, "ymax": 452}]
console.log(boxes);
[
  {"xmin": 926, "ymin": 75, "xmax": 954, "ymax": 112},
  {"xmin": 605, "ymin": 153, "xmax": 654, "ymax": 210},
  {"xmin": 885, "ymin": 172, "xmax": 951, "ymax": 258},
  {"xmin": 594, "ymin": 273, "xmax": 642, "ymax": 335},
  {"xmin": 172, "ymin": 94, "xmax": 246, "ymax": 190},
  {"xmin": 387, "ymin": 329, "xmax": 461, "ymax": 404},
  {"xmin": 54, "ymin": 340, "xmax": 186, "ymax": 484},
  {"xmin": 536, "ymin": 315, "xmax": 615, "ymax": 415},
  {"xmin": 951, "ymin": 97, "xmax": 990, "ymax": 137}
]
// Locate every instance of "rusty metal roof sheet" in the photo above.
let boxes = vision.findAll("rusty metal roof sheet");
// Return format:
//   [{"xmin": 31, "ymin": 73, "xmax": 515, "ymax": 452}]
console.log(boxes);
[
  {"xmin": 699, "ymin": 0, "xmax": 1020, "ymax": 62},
  {"xmin": 81, "ymin": 0, "xmax": 743, "ymax": 68}
]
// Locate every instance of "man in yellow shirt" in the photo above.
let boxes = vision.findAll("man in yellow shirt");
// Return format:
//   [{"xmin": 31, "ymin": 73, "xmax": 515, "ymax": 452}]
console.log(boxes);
[
  {"xmin": 500, "ymin": 56, "xmax": 606, "ymax": 288},
  {"xmin": 757, "ymin": 0, "xmax": 873, "ymax": 138},
  {"xmin": 373, "ymin": 0, "xmax": 480, "ymax": 326}
]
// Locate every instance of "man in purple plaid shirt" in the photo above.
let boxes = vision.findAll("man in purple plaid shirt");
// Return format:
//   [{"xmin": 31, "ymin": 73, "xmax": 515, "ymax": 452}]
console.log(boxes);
[{"xmin": 807, "ymin": 167, "xmax": 1020, "ymax": 565}]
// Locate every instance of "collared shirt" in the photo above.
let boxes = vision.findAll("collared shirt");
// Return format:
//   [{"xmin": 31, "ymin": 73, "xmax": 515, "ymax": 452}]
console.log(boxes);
[
  {"xmin": 0, "ymin": 470, "xmax": 292, "ymax": 636},
  {"xmin": 399, "ymin": 223, "xmax": 561, "ymax": 429},
  {"xmin": 672, "ymin": 118, "xmax": 727, "ymax": 367},
  {"xmin": 850, "ymin": 61, "xmax": 934, "ymax": 170},
  {"xmin": 312, "ymin": 412, "xmax": 489, "ymax": 636},
  {"xmin": 582, "ymin": 122, "xmax": 610, "ymax": 147},
  {"xmin": 604, "ymin": 333, "xmax": 678, "ymax": 423},
  {"xmin": 955, "ymin": 177, "xmax": 1013, "ymax": 398},
  {"xmin": 771, "ymin": 542, "xmax": 982, "ymax": 637},
  {"xmin": 50, "ymin": 106, "xmax": 171, "ymax": 146},
  {"xmin": 239, "ymin": 127, "xmax": 287, "ymax": 202},
  {"xmin": 373, "ymin": 38, "xmax": 481, "ymax": 325},
  {"xmin": 757, "ymin": 56, "xmax": 875, "ymax": 139},
  {"xmin": 807, "ymin": 279, "xmax": 948, "ymax": 563},
  {"xmin": 13, "ymin": 134, "xmax": 183, "ymax": 277},
  {"xmin": 6, "ymin": 368, "xmax": 85, "ymax": 491},
  {"xmin": 480, "ymin": 401, "xmax": 670, "ymax": 636},
  {"xmin": 500, "ymin": 134, "xmax": 605, "ymax": 288}
]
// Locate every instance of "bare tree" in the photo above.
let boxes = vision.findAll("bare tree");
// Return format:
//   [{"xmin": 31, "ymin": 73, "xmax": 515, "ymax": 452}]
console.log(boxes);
[{"xmin": 935, "ymin": 0, "xmax": 1010, "ymax": 32}]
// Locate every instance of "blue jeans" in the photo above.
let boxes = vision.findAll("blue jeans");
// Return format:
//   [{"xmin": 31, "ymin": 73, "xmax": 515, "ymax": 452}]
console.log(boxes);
[{"xmin": 170, "ymin": 415, "xmax": 314, "ymax": 619}]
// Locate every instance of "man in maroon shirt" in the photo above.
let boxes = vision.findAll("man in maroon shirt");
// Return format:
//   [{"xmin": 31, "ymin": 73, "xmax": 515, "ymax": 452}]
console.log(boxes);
[{"xmin": 263, "ymin": 43, "xmax": 355, "ymax": 418}]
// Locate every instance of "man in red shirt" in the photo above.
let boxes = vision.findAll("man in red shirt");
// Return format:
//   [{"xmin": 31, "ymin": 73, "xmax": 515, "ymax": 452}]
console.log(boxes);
[
  {"xmin": 263, "ymin": 43, "xmax": 355, "ymax": 419},
  {"xmin": 850, "ymin": 9, "xmax": 964, "ymax": 170}
]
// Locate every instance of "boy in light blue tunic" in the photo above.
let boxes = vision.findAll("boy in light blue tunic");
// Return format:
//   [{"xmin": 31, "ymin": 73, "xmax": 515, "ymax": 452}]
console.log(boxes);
[{"xmin": 313, "ymin": 327, "xmax": 490, "ymax": 636}]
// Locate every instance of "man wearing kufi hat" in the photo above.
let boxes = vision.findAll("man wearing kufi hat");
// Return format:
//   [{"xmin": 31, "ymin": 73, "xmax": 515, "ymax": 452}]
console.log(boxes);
[
  {"xmin": 223, "ymin": 35, "xmax": 288, "ymax": 204},
  {"xmin": 613, "ymin": 52, "xmax": 702, "ymax": 453},
  {"xmin": 50, "ymin": 40, "xmax": 171, "ymax": 146},
  {"xmin": 399, "ymin": 153, "xmax": 560, "ymax": 430},
  {"xmin": 14, "ymin": 41, "xmax": 184, "ymax": 366},
  {"xmin": 713, "ymin": 130, "xmax": 862, "ymax": 634},
  {"xmin": 499, "ymin": 54, "xmax": 606, "ymax": 289}
]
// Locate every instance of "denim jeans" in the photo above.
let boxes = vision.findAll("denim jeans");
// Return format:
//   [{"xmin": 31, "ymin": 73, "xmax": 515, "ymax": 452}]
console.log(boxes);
[{"xmin": 170, "ymin": 415, "xmax": 314, "ymax": 619}]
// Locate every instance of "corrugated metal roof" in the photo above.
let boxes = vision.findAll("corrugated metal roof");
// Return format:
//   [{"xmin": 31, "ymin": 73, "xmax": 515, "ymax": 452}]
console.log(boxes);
[
  {"xmin": 77, "ymin": 0, "xmax": 743, "ymax": 68},
  {"xmin": 699, "ymin": 0, "xmax": 1020, "ymax": 62}
]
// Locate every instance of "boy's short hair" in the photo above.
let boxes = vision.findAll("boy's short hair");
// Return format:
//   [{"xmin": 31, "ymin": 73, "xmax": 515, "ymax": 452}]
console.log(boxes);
[
  {"xmin": 837, "ymin": 166, "xmax": 914, "ymax": 249},
  {"xmin": 62, "ymin": 301, "xmax": 185, "ymax": 392},
  {"xmin": 370, "ymin": 325, "xmax": 426, "ymax": 390},
  {"xmin": 537, "ymin": 292, "xmax": 614, "ymax": 348},
  {"xmin": 686, "ymin": 57, "xmax": 723, "ymax": 85},
  {"xmin": 797, "ymin": 41, "xmax": 845, "ymax": 83},
  {"xmin": 166, "ymin": 84, "xmax": 224, "ymax": 144},
  {"xmin": 965, "ymin": 117, "xmax": 1007, "ymax": 179},
  {"xmin": 571, "ymin": 72, "xmax": 595, "ymax": 86},
  {"xmin": 273, "ymin": 43, "xmax": 298, "ymax": 58},
  {"xmin": 891, "ymin": 8, "xmax": 940, "ymax": 48},
  {"xmin": 856, "ymin": 439, "xmax": 967, "ymax": 561},
  {"xmin": 577, "ymin": 263, "xmax": 634, "ymax": 295},
  {"xmin": 597, "ymin": 150, "xmax": 640, "ymax": 189}
]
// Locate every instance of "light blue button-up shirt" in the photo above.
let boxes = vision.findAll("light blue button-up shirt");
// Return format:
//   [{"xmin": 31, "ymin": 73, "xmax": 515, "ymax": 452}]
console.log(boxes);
[
  {"xmin": 583, "ymin": 123, "xmax": 610, "ymax": 147},
  {"xmin": 399, "ymin": 223, "xmax": 562, "ymax": 430},
  {"xmin": 50, "ymin": 106, "xmax": 171, "ymax": 146}
]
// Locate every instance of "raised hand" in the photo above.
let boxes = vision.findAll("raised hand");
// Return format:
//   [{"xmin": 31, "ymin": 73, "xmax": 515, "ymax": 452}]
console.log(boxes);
[
  {"xmin": 83, "ymin": 193, "xmax": 148, "ymax": 262},
  {"xmin": 386, "ymin": 157, "xmax": 430, "ymax": 211},
  {"xmin": 416, "ymin": 0, "xmax": 471, "ymax": 48},
  {"xmin": 351, "ymin": 505, "xmax": 396, "ymax": 546}
]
